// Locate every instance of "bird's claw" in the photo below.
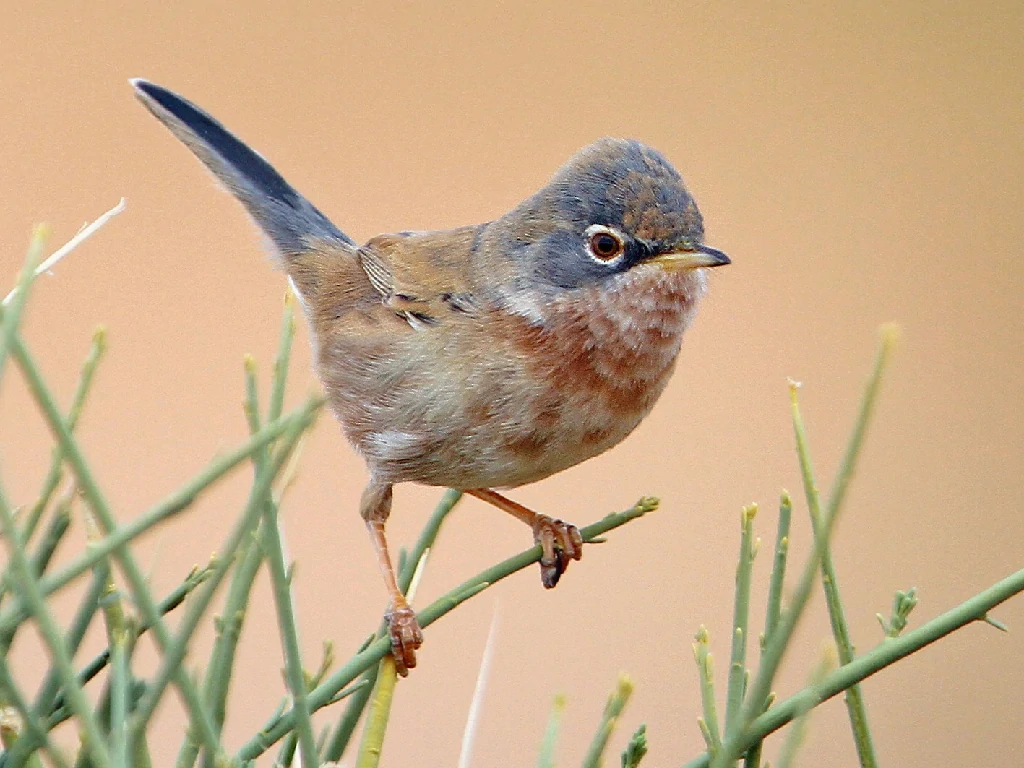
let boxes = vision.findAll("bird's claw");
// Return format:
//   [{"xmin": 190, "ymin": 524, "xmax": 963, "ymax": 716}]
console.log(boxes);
[
  {"xmin": 385, "ymin": 602, "xmax": 423, "ymax": 676},
  {"xmin": 533, "ymin": 515, "xmax": 583, "ymax": 588}
]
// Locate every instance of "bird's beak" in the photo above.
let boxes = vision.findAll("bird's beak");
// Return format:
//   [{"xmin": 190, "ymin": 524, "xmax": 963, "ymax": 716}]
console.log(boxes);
[{"xmin": 649, "ymin": 243, "xmax": 731, "ymax": 271}]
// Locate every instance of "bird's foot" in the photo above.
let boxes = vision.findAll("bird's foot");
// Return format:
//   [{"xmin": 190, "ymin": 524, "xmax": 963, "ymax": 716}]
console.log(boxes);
[
  {"xmin": 533, "ymin": 515, "xmax": 583, "ymax": 588},
  {"xmin": 385, "ymin": 601, "xmax": 423, "ymax": 676}
]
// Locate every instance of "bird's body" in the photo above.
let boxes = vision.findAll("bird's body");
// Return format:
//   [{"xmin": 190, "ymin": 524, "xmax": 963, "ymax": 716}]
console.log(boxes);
[
  {"xmin": 300, "ymin": 228, "xmax": 705, "ymax": 491},
  {"xmin": 131, "ymin": 79, "xmax": 728, "ymax": 673}
]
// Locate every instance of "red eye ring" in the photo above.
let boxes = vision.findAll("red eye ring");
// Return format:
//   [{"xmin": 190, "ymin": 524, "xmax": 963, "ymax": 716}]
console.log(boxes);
[{"xmin": 589, "ymin": 230, "xmax": 624, "ymax": 261}]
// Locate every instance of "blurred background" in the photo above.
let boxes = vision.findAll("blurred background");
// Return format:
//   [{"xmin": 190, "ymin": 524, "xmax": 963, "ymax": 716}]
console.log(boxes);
[{"xmin": 2, "ymin": 1, "xmax": 1021, "ymax": 765}]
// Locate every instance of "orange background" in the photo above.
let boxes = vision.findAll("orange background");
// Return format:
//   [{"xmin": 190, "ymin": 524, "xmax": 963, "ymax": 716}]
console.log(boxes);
[{"xmin": 2, "ymin": 2, "xmax": 1022, "ymax": 766}]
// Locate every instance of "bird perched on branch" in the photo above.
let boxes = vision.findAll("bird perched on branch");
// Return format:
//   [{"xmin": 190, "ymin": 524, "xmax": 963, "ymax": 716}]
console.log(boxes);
[{"xmin": 132, "ymin": 79, "xmax": 730, "ymax": 675}]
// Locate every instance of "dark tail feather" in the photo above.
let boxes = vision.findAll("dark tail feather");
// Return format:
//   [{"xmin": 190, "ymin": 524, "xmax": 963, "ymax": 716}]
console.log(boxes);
[{"xmin": 131, "ymin": 79, "xmax": 354, "ymax": 256}]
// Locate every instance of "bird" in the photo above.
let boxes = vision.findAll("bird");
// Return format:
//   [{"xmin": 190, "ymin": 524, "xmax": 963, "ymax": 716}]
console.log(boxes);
[{"xmin": 131, "ymin": 79, "xmax": 730, "ymax": 676}]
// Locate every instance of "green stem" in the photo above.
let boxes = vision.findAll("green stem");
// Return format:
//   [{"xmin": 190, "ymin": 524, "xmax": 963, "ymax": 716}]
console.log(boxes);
[
  {"xmin": 682, "ymin": 563, "xmax": 1024, "ymax": 768},
  {"xmin": 0, "ymin": 485, "xmax": 111, "ymax": 768},
  {"xmin": 0, "ymin": 652, "xmax": 69, "ymax": 768},
  {"xmin": 244, "ymin": 312, "xmax": 301, "ymax": 755},
  {"xmin": 8, "ymin": 333, "xmax": 226, "ymax": 764},
  {"xmin": 763, "ymin": 491, "xmax": 792, "ymax": 646},
  {"xmin": 187, "ymin": 301, "xmax": 297, "ymax": 768},
  {"xmin": 581, "ymin": 674, "xmax": 633, "ymax": 768},
  {"xmin": 261, "ymin": 493, "xmax": 318, "ymax": 767},
  {"xmin": 21, "ymin": 326, "xmax": 106, "ymax": 551},
  {"xmin": 48, "ymin": 563, "xmax": 214, "ymax": 721},
  {"xmin": 536, "ymin": 694, "xmax": 567, "ymax": 768},
  {"xmin": 692, "ymin": 627, "xmax": 721, "ymax": 755},
  {"xmin": 724, "ymin": 505, "xmax": 757, "ymax": 738},
  {"xmin": 237, "ymin": 496, "xmax": 659, "ymax": 761},
  {"xmin": 320, "ymin": 488, "xmax": 464, "ymax": 763},
  {"xmin": 0, "ymin": 397, "xmax": 320, "ymax": 638},
  {"xmin": 775, "ymin": 647, "xmax": 835, "ymax": 768},
  {"xmin": 825, "ymin": 324, "xmax": 899, "ymax": 519},
  {"xmin": 95, "ymin": 551, "xmax": 135, "ymax": 768},
  {"xmin": 354, "ymin": 658, "xmax": 398, "ymax": 768},
  {"xmin": 133, "ymin": 418, "xmax": 314, "ymax": 734},
  {"xmin": 708, "ymin": 419, "xmax": 842, "ymax": 767},
  {"xmin": 0, "ymin": 226, "xmax": 45, "ymax": 386},
  {"xmin": 190, "ymin": 358, "xmax": 274, "ymax": 768},
  {"xmin": 711, "ymin": 331, "xmax": 895, "ymax": 768},
  {"xmin": 108, "ymin": 637, "xmax": 131, "ymax": 768},
  {"xmin": 744, "ymin": 493, "xmax": 791, "ymax": 768},
  {"xmin": 33, "ymin": 563, "xmax": 109, "ymax": 719},
  {"xmin": 791, "ymin": 382, "xmax": 877, "ymax": 767},
  {"xmin": 26, "ymin": 496, "xmax": 73, "ymax": 585},
  {"xmin": 268, "ymin": 292, "xmax": 296, "ymax": 425}
]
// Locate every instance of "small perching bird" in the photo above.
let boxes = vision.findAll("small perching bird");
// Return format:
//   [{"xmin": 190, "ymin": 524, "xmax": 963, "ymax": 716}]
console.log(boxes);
[{"xmin": 132, "ymin": 79, "xmax": 729, "ymax": 675}]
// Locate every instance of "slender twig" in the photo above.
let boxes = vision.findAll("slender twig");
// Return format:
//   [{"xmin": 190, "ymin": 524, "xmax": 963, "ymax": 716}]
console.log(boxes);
[
  {"xmin": 825, "ymin": 323, "xmax": 900, "ymax": 520},
  {"xmin": 261, "ymin": 484, "xmax": 318, "ymax": 767},
  {"xmin": 0, "ymin": 226, "xmax": 46, "ymax": 385},
  {"xmin": 267, "ymin": 291, "xmax": 296, "ymax": 427},
  {"xmin": 131, "ymin": 417, "xmax": 316, "ymax": 734},
  {"xmin": 48, "ymin": 562, "xmax": 214, "ymax": 721},
  {"xmin": 621, "ymin": 724, "xmax": 649, "ymax": 768},
  {"xmin": 692, "ymin": 627, "xmax": 721, "ymax": 755},
  {"xmin": 2, "ymin": 200, "xmax": 126, "ymax": 308},
  {"xmin": 682, "ymin": 563, "xmax": 1024, "ymax": 768},
  {"xmin": 237, "ymin": 496, "xmax": 660, "ymax": 761},
  {"xmin": 33, "ymin": 562, "xmax": 109, "ymax": 720},
  {"xmin": 0, "ymin": 396, "xmax": 320, "ymax": 638},
  {"xmin": 275, "ymin": 642, "xmax": 336, "ymax": 767},
  {"xmin": 321, "ymin": 488, "xmax": 464, "ymax": 763},
  {"xmin": 536, "ymin": 694, "xmax": 567, "ymax": 768},
  {"xmin": 791, "ymin": 378, "xmax": 877, "ymax": 766},
  {"xmin": 8, "ymin": 333, "xmax": 226, "ymax": 763},
  {"xmin": 0, "ymin": 485, "xmax": 112, "ymax": 768},
  {"xmin": 581, "ymin": 674, "xmax": 634, "ymax": 768},
  {"xmin": 710, "ymin": 330, "xmax": 895, "ymax": 768},
  {"xmin": 190, "ymin": 361, "xmax": 271, "ymax": 768},
  {"xmin": 744, "ymin": 492, "xmax": 791, "ymax": 768},
  {"xmin": 724, "ymin": 505, "xmax": 757, "ymax": 738},
  {"xmin": 0, "ymin": 655, "xmax": 69, "ymax": 768},
  {"xmin": 354, "ymin": 656, "xmax": 398, "ymax": 768},
  {"xmin": 189, "ymin": 299, "xmax": 298, "ymax": 768},
  {"xmin": 763, "ymin": 491, "xmax": 792, "ymax": 647},
  {"xmin": 20, "ymin": 326, "xmax": 106, "ymax": 549},
  {"xmin": 97, "ymin": 574, "xmax": 133, "ymax": 768},
  {"xmin": 775, "ymin": 646, "xmax": 836, "ymax": 768},
  {"xmin": 27, "ymin": 494, "xmax": 73, "ymax": 582}
]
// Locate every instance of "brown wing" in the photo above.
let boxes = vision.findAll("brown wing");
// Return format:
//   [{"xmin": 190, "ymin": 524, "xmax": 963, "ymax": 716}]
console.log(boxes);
[{"xmin": 357, "ymin": 226, "xmax": 484, "ymax": 326}]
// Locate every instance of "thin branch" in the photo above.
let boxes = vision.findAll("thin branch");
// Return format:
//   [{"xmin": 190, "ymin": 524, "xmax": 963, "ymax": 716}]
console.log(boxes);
[
  {"xmin": 0, "ymin": 486, "xmax": 111, "ymax": 768},
  {"xmin": 681, "ymin": 563, "xmax": 1024, "ymax": 768},
  {"xmin": 320, "ymin": 488, "xmax": 464, "ymax": 763},
  {"xmin": 581, "ymin": 674, "xmax": 634, "ymax": 768},
  {"xmin": 237, "ymin": 496, "xmax": 660, "ymax": 762},
  {"xmin": 536, "ymin": 694, "xmax": 567, "ymax": 768},
  {"xmin": 2, "ymin": 199, "xmax": 126, "ymax": 308},
  {"xmin": 724, "ymin": 505, "xmax": 757, "ymax": 738}
]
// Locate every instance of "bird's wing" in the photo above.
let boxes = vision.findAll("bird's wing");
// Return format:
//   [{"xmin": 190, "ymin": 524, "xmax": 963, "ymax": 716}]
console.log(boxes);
[{"xmin": 358, "ymin": 226, "xmax": 484, "ymax": 327}]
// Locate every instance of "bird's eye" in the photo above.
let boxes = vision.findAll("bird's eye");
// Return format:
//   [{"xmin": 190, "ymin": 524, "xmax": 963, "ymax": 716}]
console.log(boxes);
[{"xmin": 588, "ymin": 230, "xmax": 624, "ymax": 262}]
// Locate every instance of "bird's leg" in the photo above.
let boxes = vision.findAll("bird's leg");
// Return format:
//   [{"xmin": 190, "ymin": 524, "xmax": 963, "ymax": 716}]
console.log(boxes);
[
  {"xmin": 360, "ymin": 481, "xmax": 423, "ymax": 676},
  {"xmin": 466, "ymin": 488, "xmax": 583, "ymax": 588}
]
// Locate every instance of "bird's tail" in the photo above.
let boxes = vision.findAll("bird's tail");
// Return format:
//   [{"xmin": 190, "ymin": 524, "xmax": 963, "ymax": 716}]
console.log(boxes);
[{"xmin": 131, "ymin": 79, "xmax": 354, "ymax": 260}]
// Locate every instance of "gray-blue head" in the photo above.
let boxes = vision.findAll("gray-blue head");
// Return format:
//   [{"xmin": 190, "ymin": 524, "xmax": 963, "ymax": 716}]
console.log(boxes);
[{"xmin": 491, "ymin": 138, "xmax": 729, "ymax": 292}]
